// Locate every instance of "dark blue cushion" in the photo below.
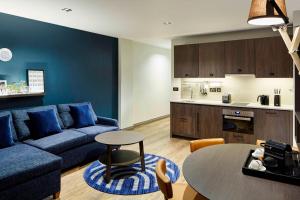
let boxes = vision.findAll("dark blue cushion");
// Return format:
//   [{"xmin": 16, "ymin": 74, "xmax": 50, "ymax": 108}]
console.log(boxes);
[
  {"xmin": 0, "ymin": 115, "xmax": 14, "ymax": 148},
  {"xmin": 28, "ymin": 109, "xmax": 62, "ymax": 139},
  {"xmin": 76, "ymin": 125, "xmax": 119, "ymax": 142},
  {"xmin": 23, "ymin": 129, "xmax": 88, "ymax": 154},
  {"xmin": 70, "ymin": 105, "xmax": 96, "ymax": 128},
  {"xmin": 12, "ymin": 105, "xmax": 64, "ymax": 141},
  {"xmin": 0, "ymin": 111, "xmax": 18, "ymax": 142},
  {"xmin": 0, "ymin": 144, "xmax": 62, "ymax": 191},
  {"xmin": 57, "ymin": 102, "xmax": 97, "ymax": 128}
]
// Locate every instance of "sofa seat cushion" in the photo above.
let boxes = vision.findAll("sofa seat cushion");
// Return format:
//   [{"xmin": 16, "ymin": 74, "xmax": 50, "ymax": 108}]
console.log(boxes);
[
  {"xmin": 23, "ymin": 129, "xmax": 88, "ymax": 154},
  {"xmin": 76, "ymin": 125, "xmax": 119, "ymax": 142},
  {"xmin": 0, "ymin": 144, "xmax": 62, "ymax": 191},
  {"xmin": 12, "ymin": 105, "xmax": 64, "ymax": 141}
]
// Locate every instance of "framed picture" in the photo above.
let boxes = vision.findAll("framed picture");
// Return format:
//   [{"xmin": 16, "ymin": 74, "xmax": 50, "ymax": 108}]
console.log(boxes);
[
  {"xmin": 27, "ymin": 69, "xmax": 45, "ymax": 93},
  {"xmin": 0, "ymin": 80, "xmax": 7, "ymax": 95}
]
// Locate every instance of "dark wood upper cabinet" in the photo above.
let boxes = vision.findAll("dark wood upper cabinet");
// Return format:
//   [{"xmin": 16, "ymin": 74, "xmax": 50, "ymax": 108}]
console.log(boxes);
[
  {"xmin": 254, "ymin": 109, "xmax": 292, "ymax": 144},
  {"xmin": 195, "ymin": 105, "xmax": 223, "ymax": 139},
  {"xmin": 224, "ymin": 39, "xmax": 255, "ymax": 74},
  {"xmin": 174, "ymin": 44, "xmax": 199, "ymax": 78},
  {"xmin": 198, "ymin": 42, "xmax": 225, "ymax": 78},
  {"xmin": 255, "ymin": 37, "xmax": 293, "ymax": 78}
]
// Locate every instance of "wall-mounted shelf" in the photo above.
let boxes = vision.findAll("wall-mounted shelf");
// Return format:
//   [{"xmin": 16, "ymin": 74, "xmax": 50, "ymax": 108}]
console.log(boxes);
[{"xmin": 0, "ymin": 93, "xmax": 45, "ymax": 99}]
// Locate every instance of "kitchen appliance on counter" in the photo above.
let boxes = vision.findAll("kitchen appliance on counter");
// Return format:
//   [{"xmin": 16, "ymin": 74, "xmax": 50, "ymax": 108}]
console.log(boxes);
[
  {"xmin": 257, "ymin": 95, "xmax": 269, "ymax": 106},
  {"xmin": 274, "ymin": 89, "xmax": 281, "ymax": 107},
  {"xmin": 222, "ymin": 94, "xmax": 231, "ymax": 104}
]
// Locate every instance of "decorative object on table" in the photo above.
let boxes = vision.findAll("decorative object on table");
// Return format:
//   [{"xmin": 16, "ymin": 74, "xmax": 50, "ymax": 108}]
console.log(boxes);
[
  {"xmin": 242, "ymin": 140, "xmax": 300, "ymax": 186},
  {"xmin": 27, "ymin": 69, "xmax": 44, "ymax": 93},
  {"xmin": 83, "ymin": 154, "xmax": 180, "ymax": 195},
  {"xmin": 251, "ymin": 147, "xmax": 264, "ymax": 159},
  {"xmin": 0, "ymin": 80, "xmax": 7, "ymax": 95},
  {"xmin": 0, "ymin": 48, "xmax": 13, "ymax": 62},
  {"xmin": 263, "ymin": 140, "xmax": 292, "ymax": 169},
  {"xmin": 242, "ymin": 149, "xmax": 300, "ymax": 185},
  {"xmin": 274, "ymin": 88, "xmax": 281, "ymax": 106},
  {"xmin": 248, "ymin": 159, "xmax": 266, "ymax": 172},
  {"xmin": 247, "ymin": 0, "xmax": 300, "ymax": 73}
]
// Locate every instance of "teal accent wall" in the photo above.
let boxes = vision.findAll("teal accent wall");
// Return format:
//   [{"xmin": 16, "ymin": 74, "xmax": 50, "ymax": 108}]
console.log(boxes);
[{"xmin": 0, "ymin": 13, "xmax": 118, "ymax": 119}]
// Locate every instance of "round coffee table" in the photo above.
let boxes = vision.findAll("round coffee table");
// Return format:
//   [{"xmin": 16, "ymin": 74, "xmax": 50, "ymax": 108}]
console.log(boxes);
[{"xmin": 95, "ymin": 130, "xmax": 145, "ymax": 183}]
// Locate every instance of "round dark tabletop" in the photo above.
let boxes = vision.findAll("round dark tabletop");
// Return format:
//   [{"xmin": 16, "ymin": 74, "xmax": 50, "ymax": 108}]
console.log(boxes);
[
  {"xmin": 95, "ymin": 130, "xmax": 144, "ymax": 145},
  {"xmin": 183, "ymin": 144, "xmax": 300, "ymax": 200}
]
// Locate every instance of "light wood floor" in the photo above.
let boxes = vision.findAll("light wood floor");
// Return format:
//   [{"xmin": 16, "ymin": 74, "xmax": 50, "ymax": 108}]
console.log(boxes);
[{"xmin": 58, "ymin": 117, "xmax": 191, "ymax": 200}]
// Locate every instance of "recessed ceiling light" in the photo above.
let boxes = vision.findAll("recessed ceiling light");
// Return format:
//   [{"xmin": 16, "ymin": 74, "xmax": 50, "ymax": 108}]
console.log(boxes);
[
  {"xmin": 62, "ymin": 8, "xmax": 72, "ymax": 12},
  {"xmin": 163, "ymin": 21, "xmax": 172, "ymax": 25}
]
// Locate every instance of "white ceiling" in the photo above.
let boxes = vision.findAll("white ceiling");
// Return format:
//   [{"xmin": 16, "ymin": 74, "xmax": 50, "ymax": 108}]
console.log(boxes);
[{"xmin": 0, "ymin": 0, "xmax": 300, "ymax": 49}]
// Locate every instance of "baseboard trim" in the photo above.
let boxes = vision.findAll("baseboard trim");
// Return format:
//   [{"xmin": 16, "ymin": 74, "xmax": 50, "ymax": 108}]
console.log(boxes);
[
  {"xmin": 133, "ymin": 115, "xmax": 170, "ymax": 127},
  {"xmin": 121, "ymin": 115, "xmax": 170, "ymax": 130}
]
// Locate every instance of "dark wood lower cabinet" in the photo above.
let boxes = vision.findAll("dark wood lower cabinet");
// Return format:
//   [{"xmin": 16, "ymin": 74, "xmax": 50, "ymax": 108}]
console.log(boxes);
[
  {"xmin": 171, "ymin": 103, "xmax": 293, "ymax": 145},
  {"xmin": 171, "ymin": 103, "xmax": 196, "ymax": 138},
  {"xmin": 195, "ymin": 105, "xmax": 223, "ymax": 139},
  {"xmin": 254, "ymin": 109, "xmax": 292, "ymax": 144},
  {"xmin": 224, "ymin": 132, "xmax": 255, "ymax": 144}
]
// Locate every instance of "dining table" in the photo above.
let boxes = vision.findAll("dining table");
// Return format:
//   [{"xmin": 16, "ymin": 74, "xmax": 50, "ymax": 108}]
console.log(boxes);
[{"xmin": 182, "ymin": 144, "xmax": 300, "ymax": 200}]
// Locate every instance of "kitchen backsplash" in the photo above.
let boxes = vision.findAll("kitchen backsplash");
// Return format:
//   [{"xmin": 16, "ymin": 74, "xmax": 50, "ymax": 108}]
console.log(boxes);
[{"xmin": 179, "ymin": 75, "xmax": 293, "ymax": 105}]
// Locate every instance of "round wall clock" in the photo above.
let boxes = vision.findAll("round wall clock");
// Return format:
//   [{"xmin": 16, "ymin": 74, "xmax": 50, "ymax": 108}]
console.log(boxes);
[{"xmin": 0, "ymin": 48, "xmax": 13, "ymax": 62}]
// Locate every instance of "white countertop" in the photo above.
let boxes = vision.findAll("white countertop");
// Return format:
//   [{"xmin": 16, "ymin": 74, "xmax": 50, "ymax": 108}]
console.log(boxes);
[{"xmin": 171, "ymin": 99, "xmax": 293, "ymax": 111}]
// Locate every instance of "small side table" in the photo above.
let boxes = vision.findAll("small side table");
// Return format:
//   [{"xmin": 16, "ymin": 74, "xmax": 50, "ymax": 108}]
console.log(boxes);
[{"xmin": 95, "ymin": 130, "xmax": 145, "ymax": 183}]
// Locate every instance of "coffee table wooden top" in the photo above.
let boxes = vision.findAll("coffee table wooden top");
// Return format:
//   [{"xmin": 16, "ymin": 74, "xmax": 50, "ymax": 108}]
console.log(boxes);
[
  {"xmin": 95, "ymin": 130, "xmax": 144, "ymax": 145},
  {"xmin": 183, "ymin": 144, "xmax": 300, "ymax": 200}
]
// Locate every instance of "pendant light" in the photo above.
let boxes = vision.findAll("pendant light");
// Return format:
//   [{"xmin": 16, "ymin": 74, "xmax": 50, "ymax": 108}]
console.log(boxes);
[
  {"xmin": 247, "ymin": 0, "xmax": 300, "ymax": 74},
  {"xmin": 247, "ymin": 0, "xmax": 288, "ymax": 26}
]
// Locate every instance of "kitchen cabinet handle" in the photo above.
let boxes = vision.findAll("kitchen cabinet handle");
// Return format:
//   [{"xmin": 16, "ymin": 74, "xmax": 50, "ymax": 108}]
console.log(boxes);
[
  {"xmin": 185, "ymin": 74, "xmax": 189, "ymax": 77},
  {"xmin": 233, "ymin": 134, "xmax": 243, "ymax": 138},
  {"xmin": 266, "ymin": 111, "xmax": 278, "ymax": 115},
  {"xmin": 180, "ymin": 117, "xmax": 188, "ymax": 122},
  {"xmin": 269, "ymin": 72, "xmax": 275, "ymax": 76},
  {"xmin": 238, "ymin": 68, "xmax": 242, "ymax": 72},
  {"xmin": 196, "ymin": 112, "xmax": 199, "ymax": 132},
  {"xmin": 209, "ymin": 73, "xmax": 214, "ymax": 77}
]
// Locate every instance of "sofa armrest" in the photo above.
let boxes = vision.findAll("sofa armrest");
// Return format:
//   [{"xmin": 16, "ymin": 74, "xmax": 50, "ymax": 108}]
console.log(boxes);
[{"xmin": 97, "ymin": 116, "xmax": 119, "ymax": 128}]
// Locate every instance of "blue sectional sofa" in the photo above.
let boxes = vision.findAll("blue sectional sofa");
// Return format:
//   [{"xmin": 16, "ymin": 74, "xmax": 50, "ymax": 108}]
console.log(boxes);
[{"xmin": 0, "ymin": 102, "xmax": 119, "ymax": 200}]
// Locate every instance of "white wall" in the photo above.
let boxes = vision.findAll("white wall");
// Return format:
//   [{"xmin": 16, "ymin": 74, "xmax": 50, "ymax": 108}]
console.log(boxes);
[{"xmin": 119, "ymin": 39, "xmax": 171, "ymax": 129}]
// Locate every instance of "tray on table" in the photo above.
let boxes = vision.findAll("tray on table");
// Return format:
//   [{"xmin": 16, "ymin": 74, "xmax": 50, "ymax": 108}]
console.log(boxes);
[{"xmin": 242, "ymin": 150, "xmax": 300, "ymax": 186}]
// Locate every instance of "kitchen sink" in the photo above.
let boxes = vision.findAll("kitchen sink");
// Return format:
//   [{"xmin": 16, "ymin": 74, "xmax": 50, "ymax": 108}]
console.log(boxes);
[
  {"xmin": 183, "ymin": 100, "xmax": 196, "ymax": 103},
  {"xmin": 230, "ymin": 102, "xmax": 249, "ymax": 106}
]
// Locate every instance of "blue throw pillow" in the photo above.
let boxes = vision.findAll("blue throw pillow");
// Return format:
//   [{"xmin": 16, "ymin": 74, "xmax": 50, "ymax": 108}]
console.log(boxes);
[
  {"xmin": 28, "ymin": 109, "xmax": 62, "ymax": 139},
  {"xmin": 70, "ymin": 105, "xmax": 96, "ymax": 128},
  {"xmin": 0, "ymin": 115, "xmax": 14, "ymax": 148}
]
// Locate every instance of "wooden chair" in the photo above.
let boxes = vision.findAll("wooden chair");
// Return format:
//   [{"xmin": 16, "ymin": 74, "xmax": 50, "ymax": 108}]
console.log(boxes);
[
  {"xmin": 155, "ymin": 159, "xmax": 206, "ymax": 200},
  {"xmin": 190, "ymin": 138, "xmax": 225, "ymax": 153}
]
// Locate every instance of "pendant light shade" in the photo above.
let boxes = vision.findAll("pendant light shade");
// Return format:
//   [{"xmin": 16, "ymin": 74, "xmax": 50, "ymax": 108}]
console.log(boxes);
[{"xmin": 247, "ymin": 0, "xmax": 287, "ymax": 26}]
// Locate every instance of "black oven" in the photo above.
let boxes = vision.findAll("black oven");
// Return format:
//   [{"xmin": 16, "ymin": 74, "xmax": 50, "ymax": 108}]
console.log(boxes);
[{"xmin": 222, "ymin": 109, "xmax": 254, "ymax": 134}]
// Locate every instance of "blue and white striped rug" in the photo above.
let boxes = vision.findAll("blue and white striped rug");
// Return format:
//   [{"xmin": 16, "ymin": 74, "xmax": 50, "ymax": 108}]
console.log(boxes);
[{"xmin": 83, "ymin": 154, "xmax": 180, "ymax": 195}]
